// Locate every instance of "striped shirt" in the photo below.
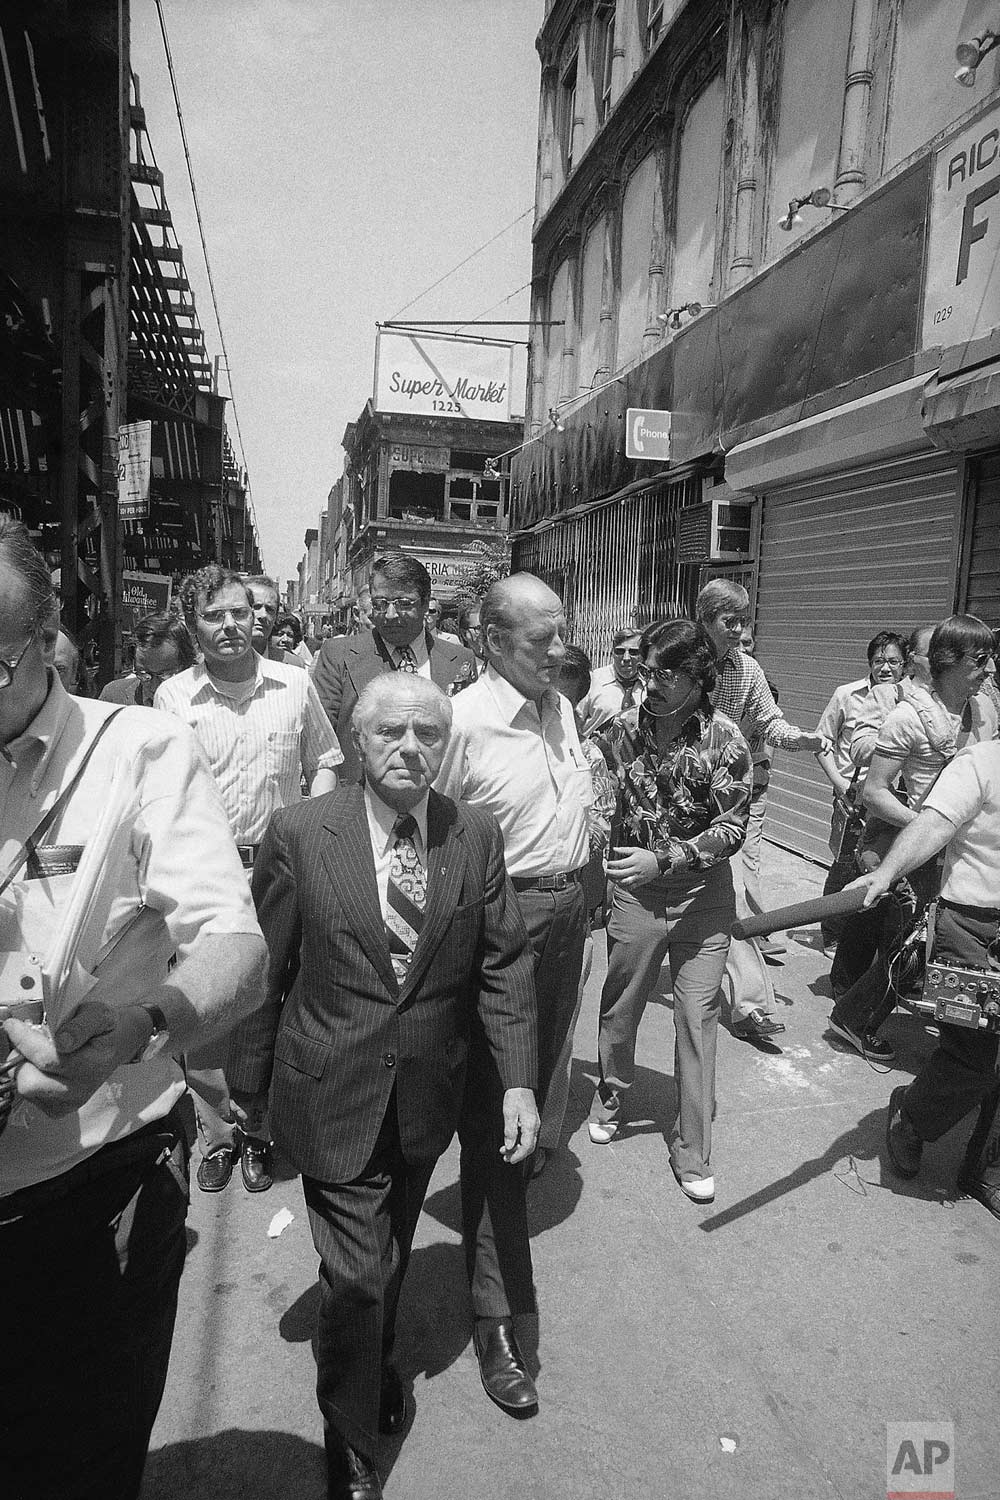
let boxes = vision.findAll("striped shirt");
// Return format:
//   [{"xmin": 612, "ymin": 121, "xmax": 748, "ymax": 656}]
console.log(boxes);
[
  {"xmin": 712, "ymin": 648, "xmax": 802, "ymax": 751},
  {"xmin": 155, "ymin": 656, "xmax": 342, "ymax": 843}
]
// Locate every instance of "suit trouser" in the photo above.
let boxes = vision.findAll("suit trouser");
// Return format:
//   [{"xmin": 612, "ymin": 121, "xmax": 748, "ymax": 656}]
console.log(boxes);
[
  {"xmin": 2, "ymin": 1109, "xmax": 188, "ymax": 1500},
  {"xmin": 302, "ymin": 1094, "xmax": 435, "ymax": 1459},
  {"xmin": 458, "ymin": 881, "xmax": 586, "ymax": 1318},
  {"xmin": 590, "ymin": 865, "xmax": 734, "ymax": 1180},
  {"xmin": 903, "ymin": 904, "xmax": 1000, "ymax": 1147},
  {"xmin": 538, "ymin": 930, "xmax": 593, "ymax": 1151}
]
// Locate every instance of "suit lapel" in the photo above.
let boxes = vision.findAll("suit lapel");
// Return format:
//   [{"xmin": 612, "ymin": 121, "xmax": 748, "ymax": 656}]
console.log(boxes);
[
  {"xmin": 320, "ymin": 786, "xmax": 399, "ymax": 995},
  {"xmin": 397, "ymin": 790, "xmax": 466, "ymax": 1003}
]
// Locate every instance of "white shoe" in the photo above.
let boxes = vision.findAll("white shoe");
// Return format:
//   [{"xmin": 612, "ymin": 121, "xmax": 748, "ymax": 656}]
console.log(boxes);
[
  {"xmin": 588, "ymin": 1119, "xmax": 618, "ymax": 1144},
  {"xmin": 677, "ymin": 1174, "xmax": 715, "ymax": 1202}
]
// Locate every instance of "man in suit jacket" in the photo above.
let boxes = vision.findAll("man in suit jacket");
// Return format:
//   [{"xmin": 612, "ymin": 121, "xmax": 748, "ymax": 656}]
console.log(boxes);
[
  {"xmin": 312, "ymin": 554, "xmax": 476, "ymax": 783},
  {"xmin": 228, "ymin": 673, "xmax": 537, "ymax": 1500}
]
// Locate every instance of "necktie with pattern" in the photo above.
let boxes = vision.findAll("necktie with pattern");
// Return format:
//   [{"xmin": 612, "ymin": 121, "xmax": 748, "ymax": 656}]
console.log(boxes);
[
  {"xmin": 620, "ymin": 680, "xmax": 636, "ymax": 710},
  {"xmin": 385, "ymin": 814, "xmax": 427, "ymax": 982},
  {"xmin": 396, "ymin": 645, "xmax": 417, "ymax": 673}
]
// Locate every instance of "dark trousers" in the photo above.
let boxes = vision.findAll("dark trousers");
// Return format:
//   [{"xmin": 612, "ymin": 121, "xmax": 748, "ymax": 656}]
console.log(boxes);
[
  {"xmin": 905, "ymin": 904, "xmax": 1000, "ymax": 1145},
  {"xmin": 303, "ymin": 1096, "xmax": 435, "ymax": 1459},
  {"xmin": 458, "ymin": 881, "xmax": 586, "ymax": 1318},
  {"xmin": 2, "ymin": 1110, "xmax": 189, "ymax": 1500},
  {"xmin": 831, "ymin": 859, "xmax": 939, "ymax": 1032}
]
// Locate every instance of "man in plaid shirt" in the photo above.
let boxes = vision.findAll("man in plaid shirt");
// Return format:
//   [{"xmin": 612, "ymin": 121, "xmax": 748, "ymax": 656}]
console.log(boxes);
[{"xmin": 696, "ymin": 580, "xmax": 828, "ymax": 1041}]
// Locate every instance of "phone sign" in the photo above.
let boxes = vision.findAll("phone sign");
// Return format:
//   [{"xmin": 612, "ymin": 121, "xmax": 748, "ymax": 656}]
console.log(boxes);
[{"xmin": 626, "ymin": 408, "xmax": 672, "ymax": 461}]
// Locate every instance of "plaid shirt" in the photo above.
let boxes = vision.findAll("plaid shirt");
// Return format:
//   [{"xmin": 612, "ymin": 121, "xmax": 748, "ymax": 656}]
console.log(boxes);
[{"xmin": 712, "ymin": 648, "xmax": 801, "ymax": 751}]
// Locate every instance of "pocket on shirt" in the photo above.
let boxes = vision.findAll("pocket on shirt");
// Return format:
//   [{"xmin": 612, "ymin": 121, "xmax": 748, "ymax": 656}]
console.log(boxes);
[{"xmin": 266, "ymin": 729, "xmax": 300, "ymax": 780}]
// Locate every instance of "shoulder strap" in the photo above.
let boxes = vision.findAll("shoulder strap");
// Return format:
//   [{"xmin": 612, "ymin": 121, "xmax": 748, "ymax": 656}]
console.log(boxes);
[{"xmin": 0, "ymin": 708, "xmax": 126, "ymax": 899}]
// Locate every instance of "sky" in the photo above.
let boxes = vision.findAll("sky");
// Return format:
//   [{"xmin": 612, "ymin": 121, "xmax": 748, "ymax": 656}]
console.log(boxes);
[{"xmin": 130, "ymin": 0, "xmax": 542, "ymax": 587}]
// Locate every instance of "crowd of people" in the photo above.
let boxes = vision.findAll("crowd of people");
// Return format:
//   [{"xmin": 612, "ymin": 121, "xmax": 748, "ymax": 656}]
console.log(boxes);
[{"xmin": 1, "ymin": 516, "xmax": 998, "ymax": 1500}]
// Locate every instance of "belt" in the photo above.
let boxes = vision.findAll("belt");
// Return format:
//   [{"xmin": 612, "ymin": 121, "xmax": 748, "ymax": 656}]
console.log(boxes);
[
  {"xmin": 237, "ymin": 844, "xmax": 260, "ymax": 869},
  {"xmin": 510, "ymin": 868, "xmax": 584, "ymax": 893},
  {"xmin": 939, "ymin": 897, "xmax": 1000, "ymax": 921},
  {"xmin": 0, "ymin": 1105, "xmax": 186, "ymax": 1225}
]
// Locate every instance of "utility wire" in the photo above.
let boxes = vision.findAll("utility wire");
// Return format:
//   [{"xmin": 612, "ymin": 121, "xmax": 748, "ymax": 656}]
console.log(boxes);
[
  {"xmin": 454, "ymin": 280, "xmax": 532, "ymax": 335},
  {"xmin": 153, "ymin": 0, "xmax": 261, "ymax": 550},
  {"xmin": 389, "ymin": 208, "xmax": 533, "ymax": 321}
]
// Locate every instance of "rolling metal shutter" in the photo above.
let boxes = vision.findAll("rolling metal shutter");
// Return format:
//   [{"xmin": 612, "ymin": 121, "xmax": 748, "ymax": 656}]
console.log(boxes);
[
  {"xmin": 753, "ymin": 452, "xmax": 961, "ymax": 863},
  {"xmin": 963, "ymin": 451, "xmax": 1000, "ymax": 627}
]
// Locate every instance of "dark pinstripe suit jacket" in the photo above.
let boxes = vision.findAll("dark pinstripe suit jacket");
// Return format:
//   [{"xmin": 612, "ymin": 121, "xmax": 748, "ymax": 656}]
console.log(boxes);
[
  {"xmin": 227, "ymin": 783, "xmax": 537, "ymax": 1183},
  {"xmin": 312, "ymin": 630, "xmax": 475, "ymax": 783}
]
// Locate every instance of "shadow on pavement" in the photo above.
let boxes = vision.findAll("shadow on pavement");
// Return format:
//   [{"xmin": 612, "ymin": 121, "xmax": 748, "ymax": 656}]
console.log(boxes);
[
  {"xmin": 698, "ymin": 1103, "xmax": 959, "ymax": 1234},
  {"xmin": 143, "ymin": 1427, "xmax": 326, "ymax": 1500},
  {"xmin": 278, "ymin": 1280, "xmax": 319, "ymax": 1344}
]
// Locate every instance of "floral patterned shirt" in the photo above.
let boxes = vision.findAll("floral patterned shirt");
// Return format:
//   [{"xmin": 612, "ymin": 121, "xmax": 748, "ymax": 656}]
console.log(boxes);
[{"xmin": 598, "ymin": 703, "xmax": 752, "ymax": 873}]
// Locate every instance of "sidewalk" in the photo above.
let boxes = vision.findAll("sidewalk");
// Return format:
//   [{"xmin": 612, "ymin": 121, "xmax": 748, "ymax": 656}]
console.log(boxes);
[{"xmin": 144, "ymin": 841, "xmax": 998, "ymax": 1500}]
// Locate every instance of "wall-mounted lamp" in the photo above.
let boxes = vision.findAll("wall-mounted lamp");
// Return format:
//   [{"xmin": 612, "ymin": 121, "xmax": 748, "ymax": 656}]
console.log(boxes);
[
  {"xmin": 548, "ymin": 407, "xmax": 566, "ymax": 432},
  {"xmin": 954, "ymin": 27, "xmax": 998, "ymax": 86},
  {"xmin": 483, "ymin": 457, "xmax": 500, "ymax": 478},
  {"xmin": 657, "ymin": 301, "xmax": 707, "ymax": 329},
  {"xmin": 777, "ymin": 187, "xmax": 848, "ymax": 232}
]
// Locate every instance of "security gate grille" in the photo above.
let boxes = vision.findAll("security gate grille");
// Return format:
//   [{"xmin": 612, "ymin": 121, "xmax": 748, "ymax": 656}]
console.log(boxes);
[
  {"xmin": 753, "ymin": 451, "xmax": 962, "ymax": 863},
  {"xmin": 513, "ymin": 477, "xmax": 701, "ymax": 661},
  {"xmin": 961, "ymin": 450, "xmax": 1000, "ymax": 627}
]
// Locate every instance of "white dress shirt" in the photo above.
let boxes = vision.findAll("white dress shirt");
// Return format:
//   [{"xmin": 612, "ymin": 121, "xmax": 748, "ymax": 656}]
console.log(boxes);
[
  {"xmin": 0, "ymin": 674, "xmax": 262, "ymax": 1193},
  {"xmin": 580, "ymin": 662, "xmax": 645, "ymax": 734},
  {"xmin": 363, "ymin": 785, "xmax": 429, "ymax": 920},
  {"xmin": 436, "ymin": 664, "xmax": 590, "ymax": 878},
  {"xmin": 155, "ymin": 655, "xmax": 342, "ymax": 844}
]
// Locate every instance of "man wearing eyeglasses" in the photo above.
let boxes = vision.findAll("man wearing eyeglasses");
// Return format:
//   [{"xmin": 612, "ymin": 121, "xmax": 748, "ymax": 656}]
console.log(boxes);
[
  {"xmin": 155, "ymin": 566, "xmax": 342, "ymax": 1196},
  {"xmin": 313, "ymin": 554, "xmax": 476, "ymax": 783},
  {"xmin": 0, "ymin": 518, "xmax": 266, "ymax": 1500},
  {"xmin": 579, "ymin": 627, "xmax": 646, "ymax": 734},
  {"xmin": 99, "ymin": 612, "xmax": 196, "ymax": 707}
]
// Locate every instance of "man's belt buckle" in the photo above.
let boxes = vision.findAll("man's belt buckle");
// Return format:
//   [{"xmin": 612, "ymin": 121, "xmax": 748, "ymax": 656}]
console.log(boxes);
[{"xmin": 535, "ymin": 870, "xmax": 577, "ymax": 891}]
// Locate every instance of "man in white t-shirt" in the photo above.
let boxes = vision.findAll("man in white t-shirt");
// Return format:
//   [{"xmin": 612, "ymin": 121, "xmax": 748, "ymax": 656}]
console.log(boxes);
[{"xmin": 853, "ymin": 739, "xmax": 1000, "ymax": 1219}]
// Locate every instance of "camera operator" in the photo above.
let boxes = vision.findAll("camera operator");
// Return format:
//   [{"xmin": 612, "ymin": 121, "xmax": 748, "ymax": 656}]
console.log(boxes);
[{"xmin": 852, "ymin": 738, "xmax": 1000, "ymax": 1220}]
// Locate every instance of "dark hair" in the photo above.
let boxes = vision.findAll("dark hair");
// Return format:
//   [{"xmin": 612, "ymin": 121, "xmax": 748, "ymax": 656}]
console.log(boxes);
[
  {"xmin": 866, "ymin": 630, "xmax": 906, "ymax": 665},
  {"xmin": 458, "ymin": 604, "xmax": 480, "ymax": 633},
  {"xmin": 928, "ymin": 614, "xmax": 996, "ymax": 678},
  {"xmin": 178, "ymin": 566, "xmax": 249, "ymax": 624},
  {"xmin": 273, "ymin": 612, "xmax": 302, "ymax": 646},
  {"xmin": 640, "ymin": 618, "xmax": 718, "ymax": 698},
  {"xmin": 612, "ymin": 626, "xmax": 641, "ymax": 648},
  {"xmin": 370, "ymin": 554, "xmax": 431, "ymax": 605},
  {"xmin": 245, "ymin": 574, "xmax": 279, "ymax": 600},
  {"xmin": 133, "ymin": 611, "xmax": 196, "ymax": 667},
  {"xmin": 0, "ymin": 512, "xmax": 57, "ymax": 629},
  {"xmin": 557, "ymin": 643, "xmax": 592, "ymax": 700}
]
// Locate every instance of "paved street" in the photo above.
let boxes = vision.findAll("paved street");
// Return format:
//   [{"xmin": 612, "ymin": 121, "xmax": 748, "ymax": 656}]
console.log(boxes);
[{"xmin": 144, "ymin": 842, "xmax": 998, "ymax": 1500}]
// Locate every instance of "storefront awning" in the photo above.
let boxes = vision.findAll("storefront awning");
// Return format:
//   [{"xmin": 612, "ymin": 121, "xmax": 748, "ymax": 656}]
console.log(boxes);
[
  {"xmin": 723, "ymin": 373, "xmax": 934, "ymax": 493},
  {"xmin": 923, "ymin": 360, "xmax": 1000, "ymax": 452}
]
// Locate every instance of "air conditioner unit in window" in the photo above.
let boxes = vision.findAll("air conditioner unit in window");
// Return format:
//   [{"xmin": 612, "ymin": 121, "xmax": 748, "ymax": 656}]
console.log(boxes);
[{"xmin": 675, "ymin": 491, "xmax": 752, "ymax": 563}]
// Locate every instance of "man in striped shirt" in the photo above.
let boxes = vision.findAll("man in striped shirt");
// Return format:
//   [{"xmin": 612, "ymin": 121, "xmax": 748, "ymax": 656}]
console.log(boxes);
[{"xmin": 156, "ymin": 565, "xmax": 342, "ymax": 1194}]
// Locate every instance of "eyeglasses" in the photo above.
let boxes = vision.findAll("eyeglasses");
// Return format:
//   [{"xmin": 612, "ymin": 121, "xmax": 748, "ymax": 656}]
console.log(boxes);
[
  {"xmin": 135, "ymin": 667, "xmax": 182, "ymax": 685},
  {"xmin": 870, "ymin": 655, "xmax": 904, "ymax": 668},
  {"xmin": 199, "ymin": 606, "xmax": 252, "ymax": 625},
  {"xmin": 966, "ymin": 651, "xmax": 994, "ymax": 669},
  {"xmin": 637, "ymin": 662, "xmax": 692, "ymax": 688},
  {"xmin": 717, "ymin": 615, "xmax": 748, "ymax": 630},
  {"xmin": 370, "ymin": 596, "xmax": 421, "ymax": 615},
  {"xmin": 613, "ymin": 647, "xmax": 641, "ymax": 657},
  {"xmin": 0, "ymin": 633, "xmax": 36, "ymax": 690}
]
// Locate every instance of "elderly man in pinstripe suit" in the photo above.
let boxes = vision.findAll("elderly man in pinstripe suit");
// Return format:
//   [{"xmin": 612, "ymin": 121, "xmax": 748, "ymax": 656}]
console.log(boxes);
[{"xmin": 228, "ymin": 675, "xmax": 538, "ymax": 1500}]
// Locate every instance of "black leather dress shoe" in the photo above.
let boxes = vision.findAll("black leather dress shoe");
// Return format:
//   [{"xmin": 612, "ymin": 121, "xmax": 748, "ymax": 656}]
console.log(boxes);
[
  {"xmin": 240, "ymin": 1137, "xmax": 273, "ymax": 1193},
  {"xmin": 378, "ymin": 1363, "xmax": 406, "ymax": 1435},
  {"xmin": 473, "ymin": 1319, "xmax": 538, "ymax": 1415},
  {"xmin": 196, "ymin": 1143, "xmax": 237, "ymax": 1193},
  {"xmin": 325, "ymin": 1432, "xmax": 382, "ymax": 1500}
]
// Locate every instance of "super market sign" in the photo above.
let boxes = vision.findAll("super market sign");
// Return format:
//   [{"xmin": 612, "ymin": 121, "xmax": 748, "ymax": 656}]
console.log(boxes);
[{"xmin": 374, "ymin": 330, "xmax": 513, "ymax": 423}]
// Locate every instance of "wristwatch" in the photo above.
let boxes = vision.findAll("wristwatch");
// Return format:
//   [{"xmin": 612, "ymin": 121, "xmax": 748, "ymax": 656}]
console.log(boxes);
[{"xmin": 129, "ymin": 1004, "xmax": 170, "ymax": 1064}]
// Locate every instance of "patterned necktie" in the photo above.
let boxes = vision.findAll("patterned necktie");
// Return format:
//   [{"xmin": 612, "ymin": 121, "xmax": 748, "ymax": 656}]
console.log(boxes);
[
  {"xmin": 620, "ymin": 679, "xmax": 636, "ymax": 710},
  {"xmin": 385, "ymin": 814, "xmax": 427, "ymax": 982},
  {"xmin": 396, "ymin": 645, "xmax": 417, "ymax": 673}
]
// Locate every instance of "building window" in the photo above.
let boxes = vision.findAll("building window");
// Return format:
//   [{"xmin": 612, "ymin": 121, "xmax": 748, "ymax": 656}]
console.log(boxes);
[
  {"xmin": 644, "ymin": 0, "xmax": 664, "ymax": 54},
  {"xmin": 596, "ymin": 6, "xmax": 615, "ymax": 124},
  {"xmin": 559, "ymin": 53, "xmax": 578, "ymax": 172},
  {"xmin": 388, "ymin": 470, "xmax": 445, "ymax": 523}
]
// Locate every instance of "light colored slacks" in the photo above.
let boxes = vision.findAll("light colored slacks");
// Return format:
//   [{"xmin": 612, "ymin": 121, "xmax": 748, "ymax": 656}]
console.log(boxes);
[{"xmin": 591, "ymin": 863, "xmax": 734, "ymax": 1180}]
